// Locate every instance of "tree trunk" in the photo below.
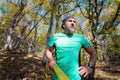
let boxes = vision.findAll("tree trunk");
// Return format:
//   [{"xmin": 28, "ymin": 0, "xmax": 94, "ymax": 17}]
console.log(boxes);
[
  {"xmin": 4, "ymin": 0, "xmax": 26, "ymax": 51},
  {"xmin": 42, "ymin": 12, "xmax": 54, "ymax": 66},
  {"xmin": 4, "ymin": 28, "xmax": 14, "ymax": 50}
]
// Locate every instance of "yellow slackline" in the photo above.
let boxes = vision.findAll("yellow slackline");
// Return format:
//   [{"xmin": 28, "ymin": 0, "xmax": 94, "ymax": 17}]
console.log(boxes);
[{"xmin": 53, "ymin": 65, "xmax": 70, "ymax": 80}]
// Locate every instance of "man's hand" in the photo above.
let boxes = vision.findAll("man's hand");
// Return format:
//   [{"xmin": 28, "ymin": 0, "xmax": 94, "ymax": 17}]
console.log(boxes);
[
  {"xmin": 79, "ymin": 66, "xmax": 93, "ymax": 77},
  {"xmin": 49, "ymin": 60, "xmax": 57, "ymax": 69}
]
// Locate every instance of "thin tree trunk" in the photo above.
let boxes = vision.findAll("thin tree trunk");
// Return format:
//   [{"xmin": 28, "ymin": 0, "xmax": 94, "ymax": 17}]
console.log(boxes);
[
  {"xmin": 42, "ymin": 12, "xmax": 54, "ymax": 66},
  {"xmin": 4, "ymin": 28, "xmax": 14, "ymax": 50},
  {"xmin": 42, "ymin": 0, "xmax": 56, "ymax": 66}
]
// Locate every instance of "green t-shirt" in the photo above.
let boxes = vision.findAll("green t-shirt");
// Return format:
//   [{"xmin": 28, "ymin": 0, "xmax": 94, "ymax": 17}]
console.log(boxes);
[{"xmin": 48, "ymin": 33, "xmax": 92, "ymax": 80}]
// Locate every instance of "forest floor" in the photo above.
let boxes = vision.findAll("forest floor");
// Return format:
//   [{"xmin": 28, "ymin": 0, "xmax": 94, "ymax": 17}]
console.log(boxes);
[{"xmin": 0, "ymin": 51, "xmax": 120, "ymax": 80}]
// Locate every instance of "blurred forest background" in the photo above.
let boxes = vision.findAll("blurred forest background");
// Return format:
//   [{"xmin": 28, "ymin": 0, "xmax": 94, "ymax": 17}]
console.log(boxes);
[{"xmin": 0, "ymin": 0, "xmax": 120, "ymax": 80}]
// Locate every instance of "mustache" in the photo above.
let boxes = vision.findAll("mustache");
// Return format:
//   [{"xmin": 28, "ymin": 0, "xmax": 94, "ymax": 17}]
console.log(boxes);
[{"xmin": 70, "ymin": 25, "xmax": 75, "ymax": 28}]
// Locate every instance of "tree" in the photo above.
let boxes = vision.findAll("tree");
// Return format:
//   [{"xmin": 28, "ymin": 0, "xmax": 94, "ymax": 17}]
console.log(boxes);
[
  {"xmin": 4, "ymin": 0, "xmax": 27, "ymax": 50},
  {"xmin": 75, "ymin": 0, "xmax": 120, "ymax": 78},
  {"xmin": 2, "ymin": 0, "xmax": 47, "ymax": 53}
]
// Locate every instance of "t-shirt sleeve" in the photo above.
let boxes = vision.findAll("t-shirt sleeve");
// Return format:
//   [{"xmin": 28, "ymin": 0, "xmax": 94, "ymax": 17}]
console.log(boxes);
[
  {"xmin": 81, "ymin": 35, "xmax": 93, "ymax": 48},
  {"xmin": 48, "ymin": 35, "xmax": 55, "ymax": 47}
]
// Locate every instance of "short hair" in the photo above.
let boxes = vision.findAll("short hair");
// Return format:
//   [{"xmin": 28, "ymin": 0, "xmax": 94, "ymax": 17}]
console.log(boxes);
[{"xmin": 61, "ymin": 16, "xmax": 75, "ymax": 29}]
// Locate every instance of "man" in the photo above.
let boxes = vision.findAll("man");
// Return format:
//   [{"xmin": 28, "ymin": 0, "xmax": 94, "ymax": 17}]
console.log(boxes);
[{"xmin": 45, "ymin": 16, "xmax": 97, "ymax": 80}]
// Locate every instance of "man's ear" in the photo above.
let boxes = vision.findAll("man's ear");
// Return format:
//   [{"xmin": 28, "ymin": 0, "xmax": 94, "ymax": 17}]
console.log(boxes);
[{"xmin": 63, "ymin": 25, "xmax": 65, "ymax": 28}]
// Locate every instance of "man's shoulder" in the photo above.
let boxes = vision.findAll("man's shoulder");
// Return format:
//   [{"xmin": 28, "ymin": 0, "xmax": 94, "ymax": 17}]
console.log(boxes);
[{"xmin": 50, "ymin": 33, "xmax": 64, "ymax": 39}]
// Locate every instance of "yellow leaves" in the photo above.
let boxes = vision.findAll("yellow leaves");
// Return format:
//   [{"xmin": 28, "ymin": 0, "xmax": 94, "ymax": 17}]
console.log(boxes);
[
  {"xmin": 118, "ymin": 0, "xmax": 120, "ymax": 3},
  {"xmin": 22, "ymin": 6, "xmax": 32, "ymax": 14},
  {"xmin": 0, "ymin": 1, "xmax": 4, "ymax": 8},
  {"xmin": 32, "ymin": 0, "xmax": 42, "ymax": 3},
  {"xmin": 100, "ymin": 5, "xmax": 118, "ymax": 21},
  {"xmin": 15, "ymin": 25, "xmax": 20, "ymax": 31},
  {"xmin": 14, "ymin": 25, "xmax": 21, "ymax": 35},
  {"xmin": 74, "ymin": 12, "xmax": 83, "ymax": 17},
  {"xmin": 43, "ymin": 0, "xmax": 51, "ymax": 8},
  {"xmin": 7, "ymin": 3, "xmax": 19, "ymax": 14},
  {"xmin": 7, "ymin": 3, "xmax": 17, "ymax": 8},
  {"xmin": 30, "ymin": 30, "xmax": 36, "ymax": 36},
  {"xmin": 36, "ymin": 0, "xmax": 41, "ymax": 3},
  {"xmin": 106, "ymin": 6, "xmax": 117, "ymax": 13},
  {"xmin": 116, "ymin": 0, "xmax": 120, "ymax": 4},
  {"xmin": 84, "ymin": 19, "xmax": 90, "ymax": 27},
  {"xmin": 43, "ymin": 0, "xmax": 54, "ymax": 13}
]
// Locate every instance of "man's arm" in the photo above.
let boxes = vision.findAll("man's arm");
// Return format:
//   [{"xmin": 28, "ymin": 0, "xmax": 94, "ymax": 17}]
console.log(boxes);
[
  {"xmin": 85, "ymin": 46, "xmax": 97, "ymax": 66},
  {"xmin": 79, "ymin": 46, "xmax": 97, "ymax": 77},
  {"xmin": 45, "ymin": 46, "xmax": 56, "ymax": 69}
]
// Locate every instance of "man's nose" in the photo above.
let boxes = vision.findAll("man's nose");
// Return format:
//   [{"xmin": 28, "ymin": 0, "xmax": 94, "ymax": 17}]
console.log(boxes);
[{"xmin": 71, "ymin": 23, "xmax": 74, "ymax": 26}]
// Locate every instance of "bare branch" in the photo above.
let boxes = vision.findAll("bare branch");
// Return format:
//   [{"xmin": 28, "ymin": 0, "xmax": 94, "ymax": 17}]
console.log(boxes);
[
  {"xmin": 58, "ymin": 8, "xmax": 75, "ymax": 17},
  {"xmin": 24, "ymin": 10, "xmax": 50, "ymax": 40}
]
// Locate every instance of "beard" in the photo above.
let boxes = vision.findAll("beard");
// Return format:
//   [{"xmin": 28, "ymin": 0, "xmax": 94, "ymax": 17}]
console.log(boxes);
[
  {"xmin": 65, "ymin": 27, "xmax": 75, "ymax": 34},
  {"xmin": 69, "ymin": 28, "xmax": 75, "ymax": 33}
]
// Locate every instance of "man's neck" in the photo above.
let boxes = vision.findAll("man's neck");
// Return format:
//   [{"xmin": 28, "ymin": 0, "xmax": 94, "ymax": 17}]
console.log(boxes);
[{"xmin": 63, "ymin": 31, "xmax": 74, "ymax": 36}]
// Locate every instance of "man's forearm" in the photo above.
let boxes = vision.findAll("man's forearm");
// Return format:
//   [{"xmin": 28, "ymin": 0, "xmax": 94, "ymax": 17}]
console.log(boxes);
[
  {"xmin": 45, "ymin": 49, "xmax": 54, "ymax": 62},
  {"xmin": 85, "ymin": 46, "xmax": 97, "ymax": 66},
  {"xmin": 88, "ymin": 51, "xmax": 97, "ymax": 67},
  {"xmin": 45, "ymin": 46, "xmax": 56, "ymax": 69}
]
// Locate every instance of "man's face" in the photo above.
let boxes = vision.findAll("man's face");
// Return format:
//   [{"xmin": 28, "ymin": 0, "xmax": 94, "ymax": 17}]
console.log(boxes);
[{"xmin": 63, "ymin": 18, "xmax": 76, "ymax": 34}]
